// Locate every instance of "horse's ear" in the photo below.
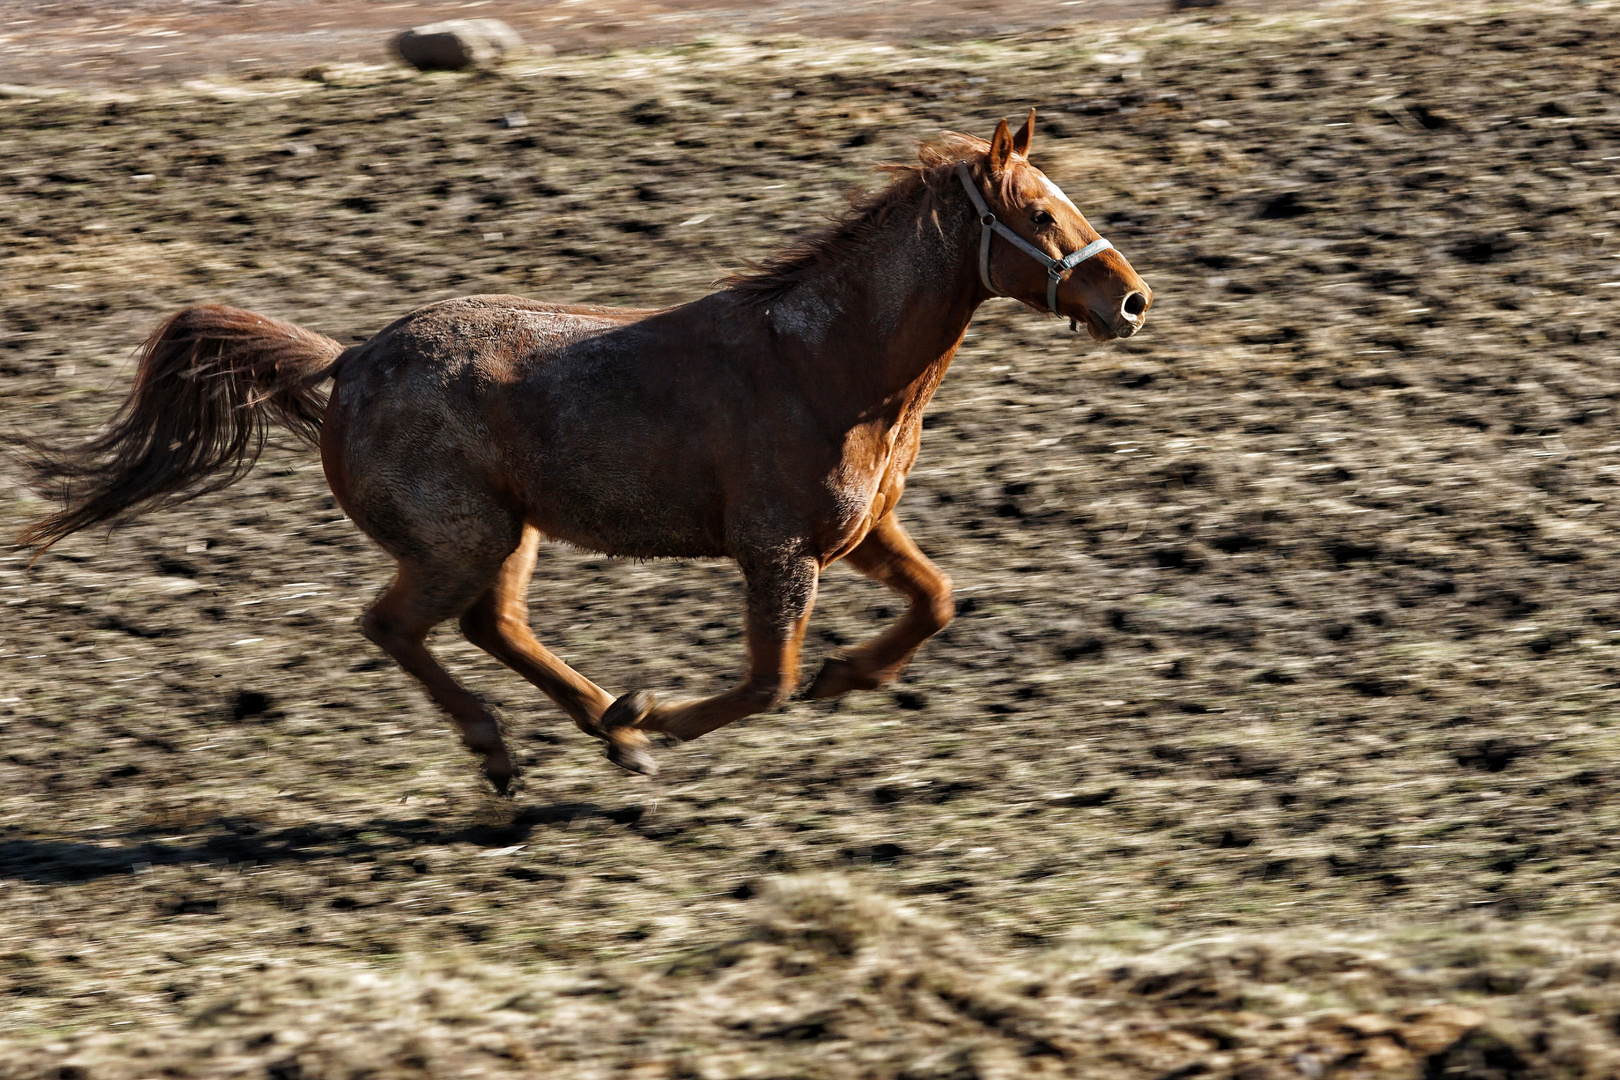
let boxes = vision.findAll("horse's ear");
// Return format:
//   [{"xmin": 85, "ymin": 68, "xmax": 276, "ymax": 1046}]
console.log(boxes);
[
  {"xmin": 1012, "ymin": 108, "xmax": 1035, "ymax": 158},
  {"xmin": 988, "ymin": 118, "xmax": 1014, "ymax": 179}
]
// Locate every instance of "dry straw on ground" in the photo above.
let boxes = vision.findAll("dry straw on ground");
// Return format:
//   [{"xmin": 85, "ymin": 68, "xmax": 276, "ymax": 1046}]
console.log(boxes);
[{"xmin": 9, "ymin": 874, "xmax": 1620, "ymax": 1077}]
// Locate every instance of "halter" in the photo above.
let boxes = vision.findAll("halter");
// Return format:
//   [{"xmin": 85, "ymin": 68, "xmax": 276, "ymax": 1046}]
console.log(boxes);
[{"xmin": 954, "ymin": 162, "xmax": 1114, "ymax": 322}]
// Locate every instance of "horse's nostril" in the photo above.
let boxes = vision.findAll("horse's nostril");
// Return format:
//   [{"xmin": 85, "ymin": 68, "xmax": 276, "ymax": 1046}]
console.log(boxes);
[{"xmin": 1122, "ymin": 292, "xmax": 1148, "ymax": 319}]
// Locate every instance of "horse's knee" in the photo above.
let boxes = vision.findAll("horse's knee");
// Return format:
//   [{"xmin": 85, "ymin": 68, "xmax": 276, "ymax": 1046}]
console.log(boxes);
[
  {"xmin": 457, "ymin": 605, "xmax": 497, "ymax": 649},
  {"xmin": 361, "ymin": 607, "xmax": 403, "ymax": 651},
  {"xmin": 460, "ymin": 608, "xmax": 528, "ymax": 660}
]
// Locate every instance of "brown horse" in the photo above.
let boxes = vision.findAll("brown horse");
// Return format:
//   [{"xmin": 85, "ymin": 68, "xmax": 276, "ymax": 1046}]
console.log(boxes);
[{"xmin": 20, "ymin": 112, "xmax": 1151, "ymax": 792}]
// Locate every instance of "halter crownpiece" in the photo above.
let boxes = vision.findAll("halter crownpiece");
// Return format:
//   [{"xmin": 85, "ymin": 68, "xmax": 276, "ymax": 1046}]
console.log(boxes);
[{"xmin": 955, "ymin": 162, "xmax": 1114, "ymax": 322}]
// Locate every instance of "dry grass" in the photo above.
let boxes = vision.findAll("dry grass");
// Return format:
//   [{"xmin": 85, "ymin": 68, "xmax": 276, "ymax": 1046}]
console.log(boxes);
[{"xmin": 9, "ymin": 874, "xmax": 1620, "ymax": 1077}]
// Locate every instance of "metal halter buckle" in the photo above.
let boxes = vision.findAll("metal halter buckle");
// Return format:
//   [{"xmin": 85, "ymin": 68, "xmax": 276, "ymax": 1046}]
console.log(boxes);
[{"xmin": 954, "ymin": 162, "xmax": 1114, "ymax": 323}]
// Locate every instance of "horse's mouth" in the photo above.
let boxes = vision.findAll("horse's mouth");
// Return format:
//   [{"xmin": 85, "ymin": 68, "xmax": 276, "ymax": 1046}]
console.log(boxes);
[
  {"xmin": 1076, "ymin": 308, "xmax": 1144, "ymax": 343},
  {"xmin": 1071, "ymin": 310, "xmax": 1109, "ymax": 342},
  {"xmin": 1075, "ymin": 312, "xmax": 1129, "ymax": 343}
]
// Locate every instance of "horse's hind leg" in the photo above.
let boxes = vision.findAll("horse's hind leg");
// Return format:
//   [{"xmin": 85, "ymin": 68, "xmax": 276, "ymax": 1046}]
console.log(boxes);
[
  {"xmin": 806, "ymin": 514, "xmax": 953, "ymax": 700},
  {"xmin": 458, "ymin": 525, "xmax": 656, "ymax": 775},
  {"xmin": 363, "ymin": 557, "xmax": 518, "ymax": 793}
]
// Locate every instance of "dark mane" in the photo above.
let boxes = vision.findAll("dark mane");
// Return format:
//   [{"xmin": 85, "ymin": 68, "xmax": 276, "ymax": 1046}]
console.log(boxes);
[{"xmin": 724, "ymin": 132, "xmax": 992, "ymax": 303}]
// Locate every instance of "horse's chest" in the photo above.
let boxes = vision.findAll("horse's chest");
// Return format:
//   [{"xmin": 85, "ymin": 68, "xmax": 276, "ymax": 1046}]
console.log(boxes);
[{"xmin": 822, "ymin": 421, "xmax": 917, "ymax": 556}]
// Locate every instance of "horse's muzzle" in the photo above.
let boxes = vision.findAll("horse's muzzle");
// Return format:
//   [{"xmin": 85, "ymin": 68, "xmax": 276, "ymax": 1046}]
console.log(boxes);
[
  {"xmin": 1099, "ymin": 289, "xmax": 1150, "ymax": 341},
  {"xmin": 1078, "ymin": 291, "xmax": 1150, "ymax": 342}
]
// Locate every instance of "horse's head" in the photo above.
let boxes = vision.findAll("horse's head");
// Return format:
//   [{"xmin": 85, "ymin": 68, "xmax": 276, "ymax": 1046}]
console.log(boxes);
[{"xmin": 961, "ymin": 110, "xmax": 1152, "ymax": 342}]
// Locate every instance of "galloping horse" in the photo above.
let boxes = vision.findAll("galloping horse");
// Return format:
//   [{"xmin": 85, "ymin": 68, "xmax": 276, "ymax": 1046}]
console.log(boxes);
[{"xmin": 21, "ymin": 112, "xmax": 1151, "ymax": 791}]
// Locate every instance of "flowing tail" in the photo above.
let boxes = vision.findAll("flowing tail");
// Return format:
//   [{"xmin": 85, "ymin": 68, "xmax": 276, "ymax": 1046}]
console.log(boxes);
[{"xmin": 17, "ymin": 304, "xmax": 347, "ymax": 553}]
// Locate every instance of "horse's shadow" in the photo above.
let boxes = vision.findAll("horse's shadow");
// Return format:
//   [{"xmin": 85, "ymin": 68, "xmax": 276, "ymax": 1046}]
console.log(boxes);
[{"xmin": 0, "ymin": 800, "xmax": 643, "ymax": 884}]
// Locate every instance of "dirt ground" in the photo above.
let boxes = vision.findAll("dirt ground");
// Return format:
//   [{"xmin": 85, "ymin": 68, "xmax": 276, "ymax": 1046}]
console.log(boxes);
[{"xmin": 2, "ymin": 0, "xmax": 1620, "ymax": 1076}]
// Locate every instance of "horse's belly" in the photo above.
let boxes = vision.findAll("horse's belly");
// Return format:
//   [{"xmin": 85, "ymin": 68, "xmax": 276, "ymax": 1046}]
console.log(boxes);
[
  {"xmin": 526, "ymin": 474, "xmax": 727, "ymax": 560},
  {"xmin": 538, "ymin": 514, "xmax": 725, "ymax": 560}
]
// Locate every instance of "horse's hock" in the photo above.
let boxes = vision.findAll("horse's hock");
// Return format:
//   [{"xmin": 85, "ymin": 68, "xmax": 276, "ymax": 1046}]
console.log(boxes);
[{"xmin": 394, "ymin": 19, "xmax": 524, "ymax": 72}]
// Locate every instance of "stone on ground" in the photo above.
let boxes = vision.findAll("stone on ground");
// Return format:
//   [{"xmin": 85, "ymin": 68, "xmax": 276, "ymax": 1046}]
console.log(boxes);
[{"xmin": 394, "ymin": 19, "xmax": 523, "ymax": 72}]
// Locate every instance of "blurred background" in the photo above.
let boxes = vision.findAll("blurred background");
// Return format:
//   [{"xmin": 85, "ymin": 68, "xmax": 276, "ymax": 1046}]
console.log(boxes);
[{"xmin": 2, "ymin": 0, "xmax": 1328, "ymax": 85}]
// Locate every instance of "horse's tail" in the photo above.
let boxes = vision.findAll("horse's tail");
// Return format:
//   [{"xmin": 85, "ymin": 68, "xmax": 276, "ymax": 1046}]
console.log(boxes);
[{"xmin": 16, "ymin": 304, "xmax": 349, "ymax": 554}]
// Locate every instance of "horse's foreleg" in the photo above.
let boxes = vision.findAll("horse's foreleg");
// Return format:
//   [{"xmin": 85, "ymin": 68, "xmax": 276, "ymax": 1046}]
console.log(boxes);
[
  {"xmin": 363, "ymin": 565, "xmax": 516, "ymax": 794},
  {"xmin": 607, "ymin": 550, "xmax": 820, "ymax": 748},
  {"xmin": 457, "ymin": 525, "xmax": 642, "ymax": 767},
  {"xmin": 806, "ymin": 513, "xmax": 953, "ymax": 700}
]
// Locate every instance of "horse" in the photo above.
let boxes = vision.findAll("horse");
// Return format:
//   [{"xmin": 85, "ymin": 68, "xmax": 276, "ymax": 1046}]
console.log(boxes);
[{"xmin": 19, "ymin": 111, "xmax": 1151, "ymax": 792}]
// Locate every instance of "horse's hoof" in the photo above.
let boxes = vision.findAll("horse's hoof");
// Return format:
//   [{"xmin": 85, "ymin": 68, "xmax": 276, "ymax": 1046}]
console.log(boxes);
[
  {"xmin": 484, "ymin": 756, "xmax": 516, "ymax": 797},
  {"xmin": 606, "ymin": 734, "xmax": 659, "ymax": 777},
  {"xmin": 601, "ymin": 691, "xmax": 659, "ymax": 777},
  {"xmin": 806, "ymin": 656, "xmax": 869, "ymax": 700}
]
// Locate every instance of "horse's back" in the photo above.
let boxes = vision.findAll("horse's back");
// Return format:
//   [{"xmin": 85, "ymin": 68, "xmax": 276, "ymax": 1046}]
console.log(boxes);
[
  {"xmin": 342, "ymin": 294, "xmax": 646, "ymax": 376},
  {"xmin": 325, "ymin": 293, "xmax": 755, "ymax": 560}
]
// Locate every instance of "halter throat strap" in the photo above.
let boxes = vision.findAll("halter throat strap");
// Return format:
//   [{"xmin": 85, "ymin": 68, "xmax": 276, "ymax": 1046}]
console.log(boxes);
[{"xmin": 954, "ymin": 162, "xmax": 1114, "ymax": 316}]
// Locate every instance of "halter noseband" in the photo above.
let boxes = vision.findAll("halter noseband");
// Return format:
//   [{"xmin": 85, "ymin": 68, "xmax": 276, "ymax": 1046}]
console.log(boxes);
[{"xmin": 954, "ymin": 162, "xmax": 1114, "ymax": 321}]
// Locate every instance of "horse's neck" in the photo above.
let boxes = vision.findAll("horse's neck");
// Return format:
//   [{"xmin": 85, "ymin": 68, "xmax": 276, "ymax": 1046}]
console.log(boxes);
[{"xmin": 766, "ymin": 198, "xmax": 982, "ymax": 410}]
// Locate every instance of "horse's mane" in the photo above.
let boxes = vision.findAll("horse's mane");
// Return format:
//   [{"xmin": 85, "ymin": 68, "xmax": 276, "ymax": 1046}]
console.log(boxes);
[{"xmin": 725, "ymin": 132, "xmax": 999, "ymax": 303}]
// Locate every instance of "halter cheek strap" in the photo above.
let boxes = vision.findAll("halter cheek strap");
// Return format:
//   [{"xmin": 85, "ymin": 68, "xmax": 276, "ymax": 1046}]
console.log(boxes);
[{"xmin": 954, "ymin": 162, "xmax": 1114, "ymax": 317}]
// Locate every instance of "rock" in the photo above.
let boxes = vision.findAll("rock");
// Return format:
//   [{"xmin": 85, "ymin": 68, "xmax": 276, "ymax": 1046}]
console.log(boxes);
[{"xmin": 394, "ymin": 19, "xmax": 523, "ymax": 72}]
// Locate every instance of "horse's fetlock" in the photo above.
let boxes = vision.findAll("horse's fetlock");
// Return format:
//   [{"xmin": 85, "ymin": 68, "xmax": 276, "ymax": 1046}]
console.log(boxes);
[
  {"xmin": 601, "ymin": 690, "xmax": 656, "ymax": 735},
  {"xmin": 742, "ymin": 682, "xmax": 789, "ymax": 711}
]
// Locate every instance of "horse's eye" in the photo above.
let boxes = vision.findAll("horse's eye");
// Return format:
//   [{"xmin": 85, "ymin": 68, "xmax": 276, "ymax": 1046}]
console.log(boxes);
[{"xmin": 1031, "ymin": 209, "xmax": 1055, "ymax": 227}]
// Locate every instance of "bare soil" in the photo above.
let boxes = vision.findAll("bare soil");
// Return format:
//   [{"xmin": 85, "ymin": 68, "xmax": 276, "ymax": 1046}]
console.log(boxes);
[{"xmin": 2, "ymin": 1, "xmax": 1620, "ymax": 1077}]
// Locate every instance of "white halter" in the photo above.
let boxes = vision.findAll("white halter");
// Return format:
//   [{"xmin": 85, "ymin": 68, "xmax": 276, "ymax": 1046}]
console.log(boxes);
[{"xmin": 955, "ymin": 162, "xmax": 1114, "ymax": 321}]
